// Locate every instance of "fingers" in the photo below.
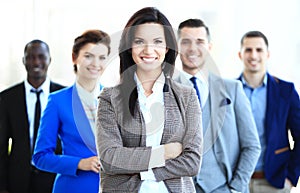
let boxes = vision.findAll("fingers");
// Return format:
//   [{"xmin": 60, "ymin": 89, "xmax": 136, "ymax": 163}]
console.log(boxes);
[
  {"xmin": 164, "ymin": 142, "xmax": 183, "ymax": 160},
  {"xmin": 78, "ymin": 156, "xmax": 101, "ymax": 173},
  {"xmin": 91, "ymin": 156, "xmax": 101, "ymax": 173}
]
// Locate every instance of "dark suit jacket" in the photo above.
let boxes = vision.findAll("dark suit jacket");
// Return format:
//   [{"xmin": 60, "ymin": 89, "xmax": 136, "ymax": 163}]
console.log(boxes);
[
  {"xmin": 238, "ymin": 73, "xmax": 300, "ymax": 188},
  {"xmin": 0, "ymin": 81, "xmax": 64, "ymax": 193}
]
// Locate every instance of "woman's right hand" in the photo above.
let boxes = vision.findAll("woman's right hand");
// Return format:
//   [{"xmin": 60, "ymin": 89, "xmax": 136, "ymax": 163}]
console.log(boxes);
[
  {"xmin": 164, "ymin": 142, "xmax": 182, "ymax": 160},
  {"xmin": 78, "ymin": 156, "xmax": 101, "ymax": 173}
]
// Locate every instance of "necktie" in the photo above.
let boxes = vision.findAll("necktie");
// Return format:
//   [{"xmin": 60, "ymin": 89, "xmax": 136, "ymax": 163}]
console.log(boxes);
[
  {"xmin": 31, "ymin": 89, "xmax": 42, "ymax": 151},
  {"xmin": 190, "ymin": 76, "xmax": 202, "ymax": 107}
]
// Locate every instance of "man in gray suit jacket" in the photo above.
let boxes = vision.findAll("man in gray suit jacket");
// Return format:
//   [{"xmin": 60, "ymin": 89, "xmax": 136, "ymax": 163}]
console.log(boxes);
[{"xmin": 174, "ymin": 19, "xmax": 261, "ymax": 193}]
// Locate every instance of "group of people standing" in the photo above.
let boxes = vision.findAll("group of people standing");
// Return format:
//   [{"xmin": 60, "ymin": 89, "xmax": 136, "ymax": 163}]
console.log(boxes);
[{"xmin": 0, "ymin": 6, "xmax": 299, "ymax": 193}]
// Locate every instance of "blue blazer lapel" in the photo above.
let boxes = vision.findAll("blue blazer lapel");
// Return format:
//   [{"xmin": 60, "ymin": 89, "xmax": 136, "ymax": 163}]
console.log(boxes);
[
  {"xmin": 265, "ymin": 73, "xmax": 280, "ymax": 135},
  {"xmin": 72, "ymin": 85, "xmax": 97, "ymax": 154},
  {"xmin": 208, "ymin": 74, "xmax": 230, "ymax": 154}
]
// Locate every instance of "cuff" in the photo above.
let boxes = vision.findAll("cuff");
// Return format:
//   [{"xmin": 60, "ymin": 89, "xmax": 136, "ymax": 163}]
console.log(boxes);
[{"xmin": 148, "ymin": 145, "xmax": 165, "ymax": 169}]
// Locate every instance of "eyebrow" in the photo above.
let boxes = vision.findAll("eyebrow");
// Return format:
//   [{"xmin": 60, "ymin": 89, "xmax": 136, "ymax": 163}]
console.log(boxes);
[{"xmin": 134, "ymin": 37, "xmax": 164, "ymax": 40}]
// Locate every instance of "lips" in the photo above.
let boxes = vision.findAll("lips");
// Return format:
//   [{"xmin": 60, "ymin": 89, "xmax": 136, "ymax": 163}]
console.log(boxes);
[
  {"xmin": 32, "ymin": 67, "xmax": 42, "ymax": 72},
  {"xmin": 141, "ymin": 56, "xmax": 157, "ymax": 63},
  {"xmin": 88, "ymin": 67, "xmax": 101, "ymax": 74}
]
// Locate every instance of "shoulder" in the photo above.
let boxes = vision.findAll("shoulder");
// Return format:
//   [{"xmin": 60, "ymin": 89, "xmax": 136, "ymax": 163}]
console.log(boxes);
[
  {"xmin": 169, "ymin": 78, "xmax": 196, "ymax": 105},
  {"xmin": 98, "ymin": 85, "xmax": 121, "ymax": 103},
  {"xmin": 0, "ymin": 82, "xmax": 24, "ymax": 97},
  {"xmin": 49, "ymin": 86, "xmax": 73, "ymax": 100},
  {"xmin": 210, "ymin": 73, "xmax": 242, "ymax": 91},
  {"xmin": 269, "ymin": 74, "xmax": 294, "ymax": 87},
  {"xmin": 170, "ymin": 78, "xmax": 194, "ymax": 95},
  {"xmin": 50, "ymin": 81, "xmax": 65, "ymax": 91},
  {"xmin": 268, "ymin": 74, "xmax": 297, "ymax": 94}
]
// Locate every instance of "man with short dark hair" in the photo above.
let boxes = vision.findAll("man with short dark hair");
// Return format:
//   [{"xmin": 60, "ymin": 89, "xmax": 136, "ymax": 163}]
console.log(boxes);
[
  {"xmin": 0, "ymin": 40, "xmax": 64, "ymax": 193},
  {"xmin": 174, "ymin": 19, "xmax": 261, "ymax": 193},
  {"xmin": 238, "ymin": 31, "xmax": 300, "ymax": 193}
]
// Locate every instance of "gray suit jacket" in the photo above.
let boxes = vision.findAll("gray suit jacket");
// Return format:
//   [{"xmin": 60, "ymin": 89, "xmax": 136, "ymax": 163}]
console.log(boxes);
[
  {"xmin": 96, "ymin": 77, "xmax": 203, "ymax": 193},
  {"xmin": 174, "ymin": 72, "xmax": 261, "ymax": 193}
]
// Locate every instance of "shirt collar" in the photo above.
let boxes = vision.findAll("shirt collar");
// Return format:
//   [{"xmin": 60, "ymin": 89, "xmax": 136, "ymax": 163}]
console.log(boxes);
[
  {"xmin": 24, "ymin": 77, "xmax": 50, "ymax": 95},
  {"xmin": 134, "ymin": 72, "xmax": 165, "ymax": 94},
  {"xmin": 241, "ymin": 74, "xmax": 268, "ymax": 88},
  {"xmin": 181, "ymin": 70, "xmax": 208, "ymax": 86},
  {"xmin": 75, "ymin": 81, "xmax": 101, "ymax": 102}
]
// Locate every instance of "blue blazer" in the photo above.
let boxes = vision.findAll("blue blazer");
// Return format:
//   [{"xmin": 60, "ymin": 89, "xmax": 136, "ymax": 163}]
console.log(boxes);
[
  {"xmin": 238, "ymin": 73, "xmax": 300, "ymax": 188},
  {"xmin": 32, "ymin": 85, "xmax": 99, "ymax": 193}
]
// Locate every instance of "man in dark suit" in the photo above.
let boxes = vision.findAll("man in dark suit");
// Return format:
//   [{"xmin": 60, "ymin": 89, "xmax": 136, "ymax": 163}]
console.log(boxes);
[
  {"xmin": 238, "ymin": 31, "xmax": 300, "ymax": 193},
  {"xmin": 0, "ymin": 40, "xmax": 64, "ymax": 193}
]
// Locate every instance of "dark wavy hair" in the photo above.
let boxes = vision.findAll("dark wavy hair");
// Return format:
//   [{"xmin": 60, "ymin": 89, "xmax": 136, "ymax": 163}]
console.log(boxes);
[
  {"xmin": 118, "ymin": 7, "xmax": 178, "ymax": 117},
  {"xmin": 119, "ymin": 7, "xmax": 178, "ymax": 79},
  {"xmin": 72, "ymin": 29, "xmax": 111, "ymax": 72}
]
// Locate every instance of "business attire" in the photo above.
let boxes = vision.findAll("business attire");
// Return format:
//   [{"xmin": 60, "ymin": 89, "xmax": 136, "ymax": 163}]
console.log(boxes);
[
  {"xmin": 32, "ymin": 83, "xmax": 101, "ymax": 193},
  {"xmin": 238, "ymin": 73, "xmax": 300, "ymax": 192},
  {"xmin": 96, "ymin": 75, "xmax": 202, "ymax": 193},
  {"xmin": 175, "ymin": 72, "xmax": 261, "ymax": 193},
  {"xmin": 0, "ymin": 79, "xmax": 64, "ymax": 193}
]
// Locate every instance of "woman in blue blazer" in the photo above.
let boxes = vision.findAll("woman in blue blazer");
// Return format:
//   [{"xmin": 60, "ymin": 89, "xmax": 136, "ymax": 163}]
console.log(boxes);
[{"xmin": 32, "ymin": 29, "xmax": 111, "ymax": 193}]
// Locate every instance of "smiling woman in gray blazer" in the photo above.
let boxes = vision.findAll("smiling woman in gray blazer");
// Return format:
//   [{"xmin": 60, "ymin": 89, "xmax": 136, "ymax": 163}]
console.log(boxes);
[{"xmin": 96, "ymin": 7, "xmax": 203, "ymax": 193}]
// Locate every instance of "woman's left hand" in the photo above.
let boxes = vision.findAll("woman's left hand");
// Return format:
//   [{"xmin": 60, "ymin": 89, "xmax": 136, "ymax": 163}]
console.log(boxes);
[{"xmin": 77, "ymin": 156, "xmax": 101, "ymax": 173}]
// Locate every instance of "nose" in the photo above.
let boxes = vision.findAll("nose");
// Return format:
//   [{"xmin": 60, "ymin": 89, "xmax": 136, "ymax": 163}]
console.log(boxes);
[
  {"xmin": 143, "ymin": 44, "xmax": 155, "ymax": 54},
  {"xmin": 190, "ymin": 42, "xmax": 197, "ymax": 50},
  {"xmin": 250, "ymin": 50, "xmax": 258, "ymax": 58}
]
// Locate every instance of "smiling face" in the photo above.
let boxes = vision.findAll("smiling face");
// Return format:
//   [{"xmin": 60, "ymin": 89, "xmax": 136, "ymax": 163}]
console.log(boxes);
[
  {"xmin": 73, "ymin": 43, "xmax": 109, "ymax": 82},
  {"xmin": 178, "ymin": 26, "xmax": 211, "ymax": 75},
  {"xmin": 239, "ymin": 37, "xmax": 269, "ymax": 75},
  {"xmin": 131, "ymin": 23, "xmax": 168, "ymax": 77},
  {"xmin": 23, "ymin": 42, "xmax": 50, "ymax": 83}
]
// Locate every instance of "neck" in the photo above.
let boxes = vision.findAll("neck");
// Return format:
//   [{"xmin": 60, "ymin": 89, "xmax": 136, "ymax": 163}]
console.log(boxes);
[
  {"xmin": 77, "ymin": 77, "xmax": 97, "ymax": 92},
  {"xmin": 27, "ymin": 77, "xmax": 46, "ymax": 89},
  {"xmin": 243, "ymin": 71, "xmax": 266, "ymax": 88},
  {"xmin": 136, "ymin": 69, "xmax": 162, "ymax": 96},
  {"xmin": 183, "ymin": 67, "xmax": 209, "ymax": 82}
]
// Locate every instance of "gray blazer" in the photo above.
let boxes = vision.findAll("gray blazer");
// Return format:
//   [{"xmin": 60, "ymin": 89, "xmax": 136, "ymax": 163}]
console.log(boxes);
[
  {"xmin": 96, "ymin": 78, "xmax": 203, "ymax": 193},
  {"xmin": 174, "ymin": 72, "xmax": 261, "ymax": 193}
]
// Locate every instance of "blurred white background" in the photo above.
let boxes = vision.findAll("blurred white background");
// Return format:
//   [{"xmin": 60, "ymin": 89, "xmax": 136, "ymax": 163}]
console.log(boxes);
[{"xmin": 0, "ymin": 0, "xmax": 299, "ymax": 190}]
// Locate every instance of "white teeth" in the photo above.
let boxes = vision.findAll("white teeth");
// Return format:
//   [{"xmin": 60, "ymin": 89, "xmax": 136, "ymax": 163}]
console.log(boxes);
[
  {"xmin": 142, "ymin": 57, "xmax": 156, "ymax": 62},
  {"xmin": 88, "ymin": 68, "xmax": 100, "ymax": 73},
  {"xmin": 188, "ymin": 55, "xmax": 197, "ymax": 58},
  {"xmin": 33, "ymin": 68, "xmax": 40, "ymax": 72}
]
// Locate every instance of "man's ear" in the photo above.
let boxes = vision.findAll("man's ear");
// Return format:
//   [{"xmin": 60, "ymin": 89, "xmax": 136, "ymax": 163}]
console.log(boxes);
[{"xmin": 72, "ymin": 53, "xmax": 76, "ymax": 63}]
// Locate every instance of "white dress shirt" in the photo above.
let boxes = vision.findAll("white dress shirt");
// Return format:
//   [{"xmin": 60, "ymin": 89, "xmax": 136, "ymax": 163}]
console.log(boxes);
[
  {"xmin": 24, "ymin": 77, "xmax": 50, "ymax": 149},
  {"xmin": 76, "ymin": 81, "xmax": 101, "ymax": 134},
  {"xmin": 135, "ymin": 73, "xmax": 169, "ymax": 193},
  {"xmin": 181, "ymin": 70, "xmax": 209, "ymax": 107}
]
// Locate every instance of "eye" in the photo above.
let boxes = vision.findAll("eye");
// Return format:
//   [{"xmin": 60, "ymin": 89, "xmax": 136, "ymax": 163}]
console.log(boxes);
[
  {"xmin": 99, "ymin": 56, "xmax": 106, "ymax": 60},
  {"xmin": 154, "ymin": 39, "xmax": 163, "ymax": 44},
  {"xmin": 196, "ymin": 40, "xmax": 206, "ymax": 46},
  {"xmin": 243, "ymin": 48, "xmax": 251, "ymax": 53},
  {"xmin": 84, "ymin": 54, "xmax": 92, "ymax": 59},
  {"xmin": 38, "ymin": 54, "xmax": 48, "ymax": 60},
  {"xmin": 180, "ymin": 39, "xmax": 191, "ymax": 45},
  {"xmin": 133, "ymin": 39, "xmax": 144, "ymax": 45}
]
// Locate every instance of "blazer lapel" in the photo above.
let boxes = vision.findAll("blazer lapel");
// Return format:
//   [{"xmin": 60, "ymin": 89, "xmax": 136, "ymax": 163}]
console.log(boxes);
[
  {"xmin": 72, "ymin": 85, "xmax": 97, "ymax": 154},
  {"xmin": 265, "ymin": 73, "xmax": 279, "ymax": 137},
  {"xmin": 207, "ymin": 73, "xmax": 228, "ymax": 154},
  {"xmin": 17, "ymin": 83, "xmax": 31, "ymax": 148}
]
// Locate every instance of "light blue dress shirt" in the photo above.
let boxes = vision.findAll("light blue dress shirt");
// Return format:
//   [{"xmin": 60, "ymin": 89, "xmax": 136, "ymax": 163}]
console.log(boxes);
[{"xmin": 241, "ymin": 75, "xmax": 267, "ymax": 171}]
